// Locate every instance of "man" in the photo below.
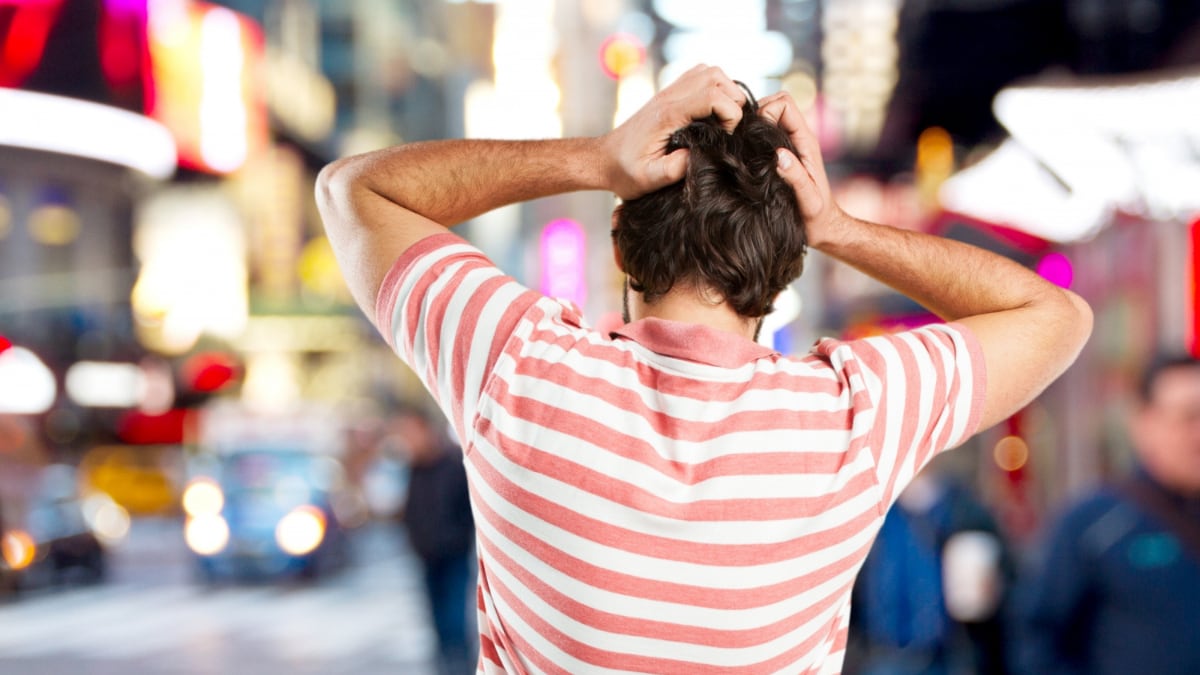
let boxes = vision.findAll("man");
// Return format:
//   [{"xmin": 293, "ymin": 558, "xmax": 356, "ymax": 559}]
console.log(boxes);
[
  {"xmin": 396, "ymin": 408, "xmax": 478, "ymax": 675},
  {"xmin": 848, "ymin": 471, "xmax": 1011, "ymax": 675},
  {"xmin": 1013, "ymin": 354, "xmax": 1200, "ymax": 675},
  {"xmin": 316, "ymin": 65, "xmax": 1090, "ymax": 673}
]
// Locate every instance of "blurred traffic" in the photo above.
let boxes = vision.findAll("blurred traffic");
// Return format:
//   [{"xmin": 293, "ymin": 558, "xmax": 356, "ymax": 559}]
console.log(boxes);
[{"xmin": 2, "ymin": 0, "xmax": 1200, "ymax": 673}]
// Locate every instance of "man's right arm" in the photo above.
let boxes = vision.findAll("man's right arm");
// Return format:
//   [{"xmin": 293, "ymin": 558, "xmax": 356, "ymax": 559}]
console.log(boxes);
[{"xmin": 762, "ymin": 92, "xmax": 1092, "ymax": 431}]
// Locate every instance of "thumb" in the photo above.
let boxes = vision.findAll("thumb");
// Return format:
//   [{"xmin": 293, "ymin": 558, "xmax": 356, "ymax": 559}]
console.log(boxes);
[
  {"xmin": 775, "ymin": 148, "xmax": 805, "ymax": 183},
  {"xmin": 654, "ymin": 148, "xmax": 689, "ymax": 187},
  {"xmin": 776, "ymin": 148, "xmax": 823, "ymax": 212}
]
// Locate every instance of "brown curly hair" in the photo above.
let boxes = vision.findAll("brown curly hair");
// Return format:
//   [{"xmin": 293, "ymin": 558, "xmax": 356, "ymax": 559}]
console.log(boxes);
[{"xmin": 613, "ymin": 99, "xmax": 807, "ymax": 319}]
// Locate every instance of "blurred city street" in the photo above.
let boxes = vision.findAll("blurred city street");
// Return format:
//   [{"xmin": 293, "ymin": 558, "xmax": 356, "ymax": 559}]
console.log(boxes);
[
  {"xmin": 0, "ymin": 519, "xmax": 437, "ymax": 675},
  {"xmin": 1, "ymin": 0, "xmax": 1199, "ymax": 672}
]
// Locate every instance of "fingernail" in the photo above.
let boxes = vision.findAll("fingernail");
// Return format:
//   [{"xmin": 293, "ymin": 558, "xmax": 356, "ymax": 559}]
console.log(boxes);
[{"xmin": 776, "ymin": 149, "xmax": 792, "ymax": 170}]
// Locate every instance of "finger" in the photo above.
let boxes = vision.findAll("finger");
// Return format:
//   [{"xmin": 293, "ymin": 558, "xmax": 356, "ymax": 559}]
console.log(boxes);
[
  {"xmin": 707, "ymin": 70, "xmax": 748, "ymax": 131},
  {"xmin": 758, "ymin": 95, "xmax": 782, "ymax": 123},
  {"xmin": 758, "ymin": 92, "xmax": 792, "ymax": 125},
  {"xmin": 762, "ymin": 95, "xmax": 826, "ymax": 184},
  {"xmin": 709, "ymin": 94, "xmax": 744, "ymax": 132},
  {"xmin": 759, "ymin": 92, "xmax": 808, "ymax": 138},
  {"xmin": 653, "ymin": 148, "xmax": 690, "ymax": 189},
  {"xmin": 775, "ymin": 148, "xmax": 823, "ymax": 210},
  {"xmin": 672, "ymin": 66, "xmax": 744, "ymax": 131}
]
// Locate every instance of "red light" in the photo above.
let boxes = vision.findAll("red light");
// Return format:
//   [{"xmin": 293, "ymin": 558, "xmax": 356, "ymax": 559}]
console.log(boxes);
[
  {"xmin": 0, "ymin": 335, "xmax": 10, "ymax": 354},
  {"xmin": 598, "ymin": 33, "xmax": 645, "ymax": 80},
  {"xmin": 99, "ymin": 10, "xmax": 142, "ymax": 89},
  {"xmin": 182, "ymin": 353, "xmax": 238, "ymax": 393},
  {"xmin": 117, "ymin": 408, "xmax": 188, "ymax": 445},
  {"xmin": 1191, "ymin": 217, "xmax": 1200, "ymax": 357},
  {"xmin": 0, "ymin": 1, "xmax": 65, "ymax": 88}
]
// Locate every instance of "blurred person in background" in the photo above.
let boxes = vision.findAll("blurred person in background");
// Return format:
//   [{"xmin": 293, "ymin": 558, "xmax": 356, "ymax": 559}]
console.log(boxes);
[
  {"xmin": 396, "ymin": 407, "xmax": 477, "ymax": 675},
  {"xmin": 1012, "ymin": 354, "xmax": 1200, "ymax": 675},
  {"xmin": 846, "ymin": 470, "xmax": 1011, "ymax": 675},
  {"xmin": 316, "ymin": 65, "xmax": 1090, "ymax": 673}
]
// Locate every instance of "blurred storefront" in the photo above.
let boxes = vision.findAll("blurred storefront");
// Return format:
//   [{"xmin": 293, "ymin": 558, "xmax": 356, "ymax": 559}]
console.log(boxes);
[
  {"xmin": 935, "ymin": 69, "xmax": 1200, "ymax": 542},
  {"xmin": 3, "ymin": 0, "xmax": 1200, "ymax": 542}
]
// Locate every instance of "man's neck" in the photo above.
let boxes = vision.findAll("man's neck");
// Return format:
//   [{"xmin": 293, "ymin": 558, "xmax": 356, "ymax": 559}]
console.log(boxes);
[{"xmin": 636, "ymin": 286, "xmax": 759, "ymax": 342}]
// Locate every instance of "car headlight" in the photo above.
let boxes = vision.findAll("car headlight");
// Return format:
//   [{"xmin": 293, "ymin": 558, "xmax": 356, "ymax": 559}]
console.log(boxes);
[
  {"xmin": 81, "ymin": 493, "xmax": 131, "ymax": 545},
  {"xmin": 185, "ymin": 514, "xmax": 230, "ymax": 556},
  {"xmin": 1, "ymin": 529, "xmax": 36, "ymax": 570},
  {"xmin": 275, "ymin": 505, "xmax": 325, "ymax": 556},
  {"xmin": 182, "ymin": 478, "xmax": 224, "ymax": 517}
]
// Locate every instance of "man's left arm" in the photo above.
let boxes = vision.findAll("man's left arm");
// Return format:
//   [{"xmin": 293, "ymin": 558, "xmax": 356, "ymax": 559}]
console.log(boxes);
[
  {"xmin": 315, "ymin": 137, "xmax": 605, "ymax": 320},
  {"xmin": 314, "ymin": 64, "xmax": 750, "ymax": 324}
]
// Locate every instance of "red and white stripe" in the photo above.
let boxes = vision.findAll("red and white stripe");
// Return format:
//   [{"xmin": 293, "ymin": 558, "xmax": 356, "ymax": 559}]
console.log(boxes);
[{"xmin": 376, "ymin": 233, "xmax": 986, "ymax": 674}]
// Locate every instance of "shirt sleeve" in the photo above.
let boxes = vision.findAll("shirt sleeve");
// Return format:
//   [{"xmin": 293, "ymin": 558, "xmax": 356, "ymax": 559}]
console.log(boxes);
[
  {"xmin": 374, "ymin": 233, "xmax": 540, "ymax": 441},
  {"xmin": 814, "ymin": 322, "xmax": 986, "ymax": 511}
]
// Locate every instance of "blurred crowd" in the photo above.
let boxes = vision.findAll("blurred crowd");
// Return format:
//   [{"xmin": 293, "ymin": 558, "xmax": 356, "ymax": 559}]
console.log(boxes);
[{"xmin": 843, "ymin": 355, "xmax": 1200, "ymax": 675}]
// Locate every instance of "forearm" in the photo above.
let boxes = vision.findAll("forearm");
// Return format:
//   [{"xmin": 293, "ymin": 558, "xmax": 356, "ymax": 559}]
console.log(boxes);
[
  {"xmin": 321, "ymin": 137, "xmax": 610, "ymax": 228},
  {"xmin": 814, "ymin": 212, "xmax": 1080, "ymax": 322},
  {"xmin": 817, "ymin": 211, "xmax": 1091, "ymax": 427}
]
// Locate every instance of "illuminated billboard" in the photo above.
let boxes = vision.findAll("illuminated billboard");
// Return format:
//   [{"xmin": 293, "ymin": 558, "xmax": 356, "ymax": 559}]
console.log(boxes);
[
  {"xmin": 0, "ymin": 0, "xmax": 267, "ymax": 175},
  {"xmin": 147, "ymin": 0, "xmax": 267, "ymax": 173},
  {"xmin": 0, "ymin": 0, "xmax": 151, "ymax": 112}
]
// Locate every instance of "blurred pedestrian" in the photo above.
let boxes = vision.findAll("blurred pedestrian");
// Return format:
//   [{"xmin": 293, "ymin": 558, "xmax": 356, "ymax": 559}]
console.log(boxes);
[
  {"xmin": 1013, "ymin": 353, "xmax": 1200, "ymax": 675},
  {"xmin": 847, "ymin": 471, "xmax": 1011, "ymax": 675},
  {"xmin": 396, "ymin": 408, "xmax": 477, "ymax": 675},
  {"xmin": 317, "ymin": 65, "xmax": 1090, "ymax": 672}
]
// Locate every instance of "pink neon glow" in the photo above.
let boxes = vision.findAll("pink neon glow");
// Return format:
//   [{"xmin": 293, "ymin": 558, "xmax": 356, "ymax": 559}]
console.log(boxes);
[
  {"xmin": 539, "ymin": 218, "xmax": 587, "ymax": 307},
  {"xmin": 1036, "ymin": 252, "xmax": 1073, "ymax": 288}
]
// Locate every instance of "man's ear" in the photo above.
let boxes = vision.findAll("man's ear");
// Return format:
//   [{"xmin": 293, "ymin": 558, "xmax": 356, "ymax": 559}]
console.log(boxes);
[{"xmin": 611, "ymin": 207, "xmax": 624, "ymax": 273}]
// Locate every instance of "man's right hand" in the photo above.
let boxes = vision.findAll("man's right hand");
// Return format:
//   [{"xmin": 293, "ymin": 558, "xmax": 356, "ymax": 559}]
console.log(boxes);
[
  {"xmin": 600, "ymin": 64, "xmax": 748, "ymax": 200},
  {"xmin": 760, "ymin": 91, "xmax": 1092, "ymax": 432},
  {"xmin": 758, "ymin": 91, "xmax": 845, "ymax": 249}
]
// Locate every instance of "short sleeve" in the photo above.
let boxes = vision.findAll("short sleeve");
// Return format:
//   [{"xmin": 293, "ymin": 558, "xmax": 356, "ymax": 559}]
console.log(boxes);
[
  {"xmin": 374, "ymin": 233, "xmax": 540, "ymax": 440},
  {"xmin": 814, "ymin": 322, "xmax": 986, "ymax": 510}
]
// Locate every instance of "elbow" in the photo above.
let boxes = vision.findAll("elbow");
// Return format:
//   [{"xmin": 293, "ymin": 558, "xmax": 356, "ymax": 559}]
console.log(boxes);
[
  {"xmin": 314, "ymin": 157, "xmax": 357, "ymax": 220},
  {"xmin": 1058, "ymin": 287, "xmax": 1093, "ymax": 357}
]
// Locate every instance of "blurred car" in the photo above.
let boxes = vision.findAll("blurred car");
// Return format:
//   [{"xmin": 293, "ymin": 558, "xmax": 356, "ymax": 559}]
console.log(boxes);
[
  {"xmin": 183, "ymin": 448, "xmax": 353, "ymax": 583},
  {"xmin": 79, "ymin": 444, "xmax": 184, "ymax": 517},
  {"xmin": 0, "ymin": 464, "xmax": 128, "ymax": 592}
]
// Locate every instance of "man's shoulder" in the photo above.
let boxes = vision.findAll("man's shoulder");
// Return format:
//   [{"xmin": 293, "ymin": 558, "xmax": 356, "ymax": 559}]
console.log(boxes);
[
  {"xmin": 1043, "ymin": 484, "xmax": 1136, "ymax": 546},
  {"xmin": 1060, "ymin": 485, "xmax": 1128, "ymax": 519}
]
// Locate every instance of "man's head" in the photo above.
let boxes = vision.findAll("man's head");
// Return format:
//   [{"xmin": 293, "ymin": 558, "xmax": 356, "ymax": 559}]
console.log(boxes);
[
  {"xmin": 1131, "ymin": 353, "xmax": 1200, "ymax": 495},
  {"xmin": 612, "ymin": 97, "xmax": 806, "ymax": 320}
]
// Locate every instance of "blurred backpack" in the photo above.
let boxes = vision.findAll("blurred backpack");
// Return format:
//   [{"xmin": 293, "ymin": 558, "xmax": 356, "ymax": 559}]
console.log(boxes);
[{"xmin": 850, "ymin": 481, "xmax": 1011, "ymax": 675}]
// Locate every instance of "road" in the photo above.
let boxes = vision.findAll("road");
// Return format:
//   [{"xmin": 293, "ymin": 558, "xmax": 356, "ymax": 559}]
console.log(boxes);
[{"xmin": 0, "ymin": 517, "xmax": 441, "ymax": 674}]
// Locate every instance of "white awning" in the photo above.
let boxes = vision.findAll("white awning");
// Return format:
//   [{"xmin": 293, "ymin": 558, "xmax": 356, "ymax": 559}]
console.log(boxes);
[
  {"xmin": 0, "ymin": 88, "xmax": 177, "ymax": 180},
  {"xmin": 941, "ymin": 69, "xmax": 1200, "ymax": 242}
]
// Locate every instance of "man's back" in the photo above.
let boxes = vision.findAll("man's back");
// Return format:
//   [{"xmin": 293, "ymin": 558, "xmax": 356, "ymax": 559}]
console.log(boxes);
[
  {"xmin": 318, "ymin": 65, "xmax": 1091, "ymax": 673},
  {"xmin": 382, "ymin": 236, "xmax": 985, "ymax": 673}
]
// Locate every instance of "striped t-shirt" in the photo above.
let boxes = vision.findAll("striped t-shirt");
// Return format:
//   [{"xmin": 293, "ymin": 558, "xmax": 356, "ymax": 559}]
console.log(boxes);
[{"xmin": 375, "ymin": 233, "xmax": 986, "ymax": 675}]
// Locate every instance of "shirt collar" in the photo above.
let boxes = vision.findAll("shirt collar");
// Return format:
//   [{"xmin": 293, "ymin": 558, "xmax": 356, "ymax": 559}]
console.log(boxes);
[{"xmin": 610, "ymin": 317, "xmax": 778, "ymax": 368}]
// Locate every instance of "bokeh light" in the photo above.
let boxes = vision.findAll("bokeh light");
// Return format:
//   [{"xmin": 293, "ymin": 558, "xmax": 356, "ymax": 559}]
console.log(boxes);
[
  {"xmin": 993, "ymin": 435, "xmax": 1030, "ymax": 472},
  {"xmin": 1036, "ymin": 252, "xmax": 1075, "ymax": 289},
  {"xmin": 275, "ymin": 505, "xmax": 326, "ymax": 556},
  {"xmin": 27, "ymin": 203, "xmax": 81, "ymax": 246},
  {"xmin": 598, "ymin": 33, "xmax": 645, "ymax": 80},
  {"xmin": 184, "ymin": 513, "xmax": 230, "ymax": 556},
  {"xmin": 182, "ymin": 478, "xmax": 224, "ymax": 517},
  {"xmin": 1, "ymin": 529, "xmax": 36, "ymax": 571},
  {"xmin": 539, "ymin": 218, "xmax": 587, "ymax": 307}
]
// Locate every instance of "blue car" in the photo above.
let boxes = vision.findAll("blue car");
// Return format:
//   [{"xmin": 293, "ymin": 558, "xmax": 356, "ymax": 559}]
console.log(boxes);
[{"xmin": 183, "ymin": 449, "xmax": 352, "ymax": 582}]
